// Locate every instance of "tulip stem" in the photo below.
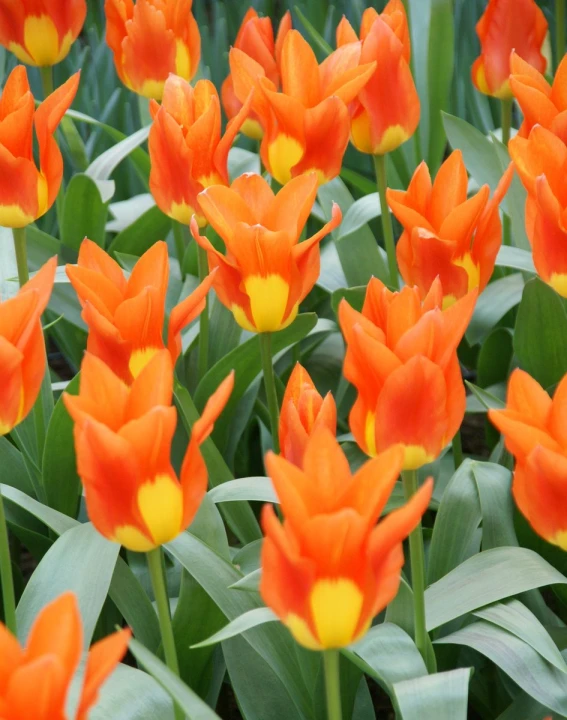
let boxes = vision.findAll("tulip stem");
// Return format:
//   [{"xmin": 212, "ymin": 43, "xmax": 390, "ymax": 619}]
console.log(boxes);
[
  {"xmin": 147, "ymin": 548, "xmax": 184, "ymax": 720},
  {"xmin": 197, "ymin": 245, "xmax": 210, "ymax": 381},
  {"xmin": 0, "ymin": 488, "xmax": 17, "ymax": 635},
  {"xmin": 373, "ymin": 154, "xmax": 399, "ymax": 289},
  {"xmin": 323, "ymin": 650, "xmax": 342, "ymax": 720},
  {"xmin": 12, "ymin": 227, "xmax": 30, "ymax": 285},
  {"xmin": 452, "ymin": 430, "xmax": 464, "ymax": 470},
  {"xmin": 557, "ymin": 0, "xmax": 566, "ymax": 68},
  {"xmin": 402, "ymin": 469, "xmax": 432, "ymax": 671},
  {"xmin": 39, "ymin": 66, "xmax": 54, "ymax": 97},
  {"xmin": 501, "ymin": 99, "xmax": 513, "ymax": 247},
  {"xmin": 259, "ymin": 333, "xmax": 280, "ymax": 454},
  {"xmin": 171, "ymin": 221, "xmax": 186, "ymax": 277}
]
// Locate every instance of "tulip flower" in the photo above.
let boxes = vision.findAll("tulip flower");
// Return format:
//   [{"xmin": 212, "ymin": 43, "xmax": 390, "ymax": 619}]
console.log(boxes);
[
  {"xmin": 229, "ymin": 29, "xmax": 376, "ymax": 185},
  {"xmin": 489, "ymin": 369, "xmax": 567, "ymax": 551},
  {"xmin": 65, "ymin": 351, "xmax": 233, "ymax": 552},
  {"xmin": 339, "ymin": 277, "xmax": 476, "ymax": 470},
  {"xmin": 0, "ymin": 592, "xmax": 130, "ymax": 719},
  {"xmin": 66, "ymin": 239, "xmax": 215, "ymax": 382},
  {"xmin": 510, "ymin": 52, "xmax": 567, "ymax": 144},
  {"xmin": 336, "ymin": 3, "xmax": 419, "ymax": 156},
  {"xmin": 509, "ymin": 125, "xmax": 567, "ymax": 296},
  {"xmin": 0, "ymin": 257, "xmax": 56, "ymax": 436},
  {"xmin": 261, "ymin": 428, "xmax": 433, "ymax": 650},
  {"xmin": 387, "ymin": 150, "xmax": 513, "ymax": 306},
  {"xmin": 0, "ymin": 65, "xmax": 79, "ymax": 228},
  {"xmin": 149, "ymin": 75, "xmax": 252, "ymax": 227},
  {"xmin": 279, "ymin": 363, "xmax": 337, "ymax": 468},
  {"xmin": 191, "ymin": 172, "xmax": 342, "ymax": 333},
  {"xmin": 0, "ymin": 0, "xmax": 86, "ymax": 67},
  {"xmin": 221, "ymin": 8, "xmax": 291, "ymax": 140},
  {"xmin": 472, "ymin": 0, "xmax": 547, "ymax": 99},
  {"xmin": 105, "ymin": 0, "xmax": 200, "ymax": 100}
]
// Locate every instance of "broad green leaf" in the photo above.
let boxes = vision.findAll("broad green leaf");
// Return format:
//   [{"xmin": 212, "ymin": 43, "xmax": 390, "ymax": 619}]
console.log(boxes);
[
  {"xmin": 208, "ymin": 477, "xmax": 277, "ymax": 505},
  {"xmin": 470, "ymin": 462, "xmax": 516, "ymax": 550},
  {"xmin": 338, "ymin": 193, "xmax": 380, "ymax": 239},
  {"xmin": 192, "ymin": 607, "xmax": 278, "ymax": 649},
  {"xmin": 107, "ymin": 194, "xmax": 155, "ymax": 233},
  {"xmin": 1, "ymin": 483, "xmax": 76, "ymax": 536},
  {"xmin": 227, "ymin": 147, "xmax": 261, "ymax": 180},
  {"xmin": 0, "ymin": 437, "xmax": 34, "ymax": 497},
  {"xmin": 427, "ymin": 0, "xmax": 454, "ymax": 172},
  {"xmin": 61, "ymin": 174, "xmax": 107, "ymax": 251},
  {"xmin": 107, "ymin": 205, "xmax": 171, "ymax": 256},
  {"xmin": 492, "ymin": 135, "xmax": 531, "ymax": 250},
  {"xmin": 293, "ymin": 5, "xmax": 332, "ymax": 55},
  {"xmin": 318, "ymin": 241, "xmax": 349, "ymax": 294},
  {"xmin": 476, "ymin": 328, "xmax": 513, "ymax": 389},
  {"xmin": 392, "ymin": 668, "xmax": 471, "ymax": 720},
  {"xmin": 331, "ymin": 286, "xmax": 366, "ymax": 315},
  {"xmin": 90, "ymin": 664, "xmax": 174, "ymax": 720},
  {"xmin": 384, "ymin": 577, "xmax": 415, "ymax": 638},
  {"xmin": 466, "ymin": 273, "xmax": 524, "ymax": 345},
  {"xmin": 230, "ymin": 568, "xmax": 261, "ymax": 593},
  {"xmin": 465, "ymin": 381, "xmax": 506, "ymax": 412},
  {"xmin": 514, "ymin": 277, "xmax": 567, "ymax": 389}
]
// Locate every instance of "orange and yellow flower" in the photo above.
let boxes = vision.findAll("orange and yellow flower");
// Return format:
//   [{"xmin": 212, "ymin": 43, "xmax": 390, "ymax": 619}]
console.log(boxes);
[
  {"xmin": 261, "ymin": 429, "xmax": 432, "ymax": 650},
  {"xmin": 336, "ymin": 1, "xmax": 419, "ymax": 155},
  {"xmin": 279, "ymin": 363, "xmax": 337, "ymax": 468},
  {"xmin": 66, "ymin": 239, "xmax": 214, "ymax": 382},
  {"xmin": 229, "ymin": 29, "xmax": 376, "ymax": 185},
  {"xmin": 65, "ymin": 350, "xmax": 233, "ymax": 552},
  {"xmin": 339, "ymin": 277, "xmax": 476, "ymax": 469},
  {"xmin": 509, "ymin": 125, "xmax": 567, "ymax": 296},
  {"xmin": 221, "ymin": 8, "xmax": 291, "ymax": 140},
  {"xmin": 149, "ymin": 75, "xmax": 252, "ymax": 227},
  {"xmin": 191, "ymin": 172, "xmax": 341, "ymax": 333},
  {"xmin": 472, "ymin": 0, "xmax": 547, "ymax": 99},
  {"xmin": 0, "ymin": 0, "xmax": 86, "ymax": 66},
  {"xmin": 510, "ymin": 52, "xmax": 567, "ymax": 144},
  {"xmin": 489, "ymin": 369, "xmax": 567, "ymax": 551},
  {"xmin": 0, "ymin": 257, "xmax": 56, "ymax": 437},
  {"xmin": 105, "ymin": 0, "xmax": 200, "ymax": 100},
  {"xmin": 387, "ymin": 150, "xmax": 513, "ymax": 307},
  {"xmin": 0, "ymin": 592, "xmax": 130, "ymax": 720},
  {"xmin": 0, "ymin": 65, "xmax": 80, "ymax": 228}
]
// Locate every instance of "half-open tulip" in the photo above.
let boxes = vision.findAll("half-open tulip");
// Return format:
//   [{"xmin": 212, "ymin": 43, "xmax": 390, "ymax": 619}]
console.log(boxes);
[
  {"xmin": 221, "ymin": 8, "xmax": 291, "ymax": 140},
  {"xmin": 509, "ymin": 125, "xmax": 567, "ymax": 296},
  {"xmin": 0, "ymin": 592, "xmax": 130, "ymax": 720},
  {"xmin": 149, "ymin": 75, "xmax": 252, "ymax": 227},
  {"xmin": 279, "ymin": 363, "xmax": 337, "ymax": 468},
  {"xmin": 65, "ymin": 351, "xmax": 233, "ymax": 552},
  {"xmin": 387, "ymin": 150, "xmax": 513, "ymax": 306},
  {"xmin": 510, "ymin": 52, "xmax": 567, "ymax": 143},
  {"xmin": 105, "ymin": 0, "xmax": 200, "ymax": 100},
  {"xmin": 336, "ymin": 3, "xmax": 419, "ymax": 155},
  {"xmin": 489, "ymin": 369, "xmax": 567, "ymax": 551},
  {"xmin": 66, "ymin": 239, "xmax": 215, "ymax": 382},
  {"xmin": 339, "ymin": 277, "xmax": 476, "ymax": 469},
  {"xmin": 229, "ymin": 29, "xmax": 376, "ymax": 185},
  {"xmin": 191, "ymin": 172, "xmax": 342, "ymax": 333},
  {"xmin": 472, "ymin": 0, "xmax": 547, "ymax": 99},
  {"xmin": 0, "ymin": 257, "xmax": 56, "ymax": 436},
  {"xmin": 261, "ymin": 429, "xmax": 432, "ymax": 650},
  {"xmin": 0, "ymin": 65, "xmax": 79, "ymax": 228},
  {"xmin": 0, "ymin": 0, "xmax": 86, "ymax": 66}
]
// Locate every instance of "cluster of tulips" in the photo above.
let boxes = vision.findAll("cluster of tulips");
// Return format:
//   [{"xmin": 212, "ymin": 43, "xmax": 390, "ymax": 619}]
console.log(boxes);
[{"xmin": 0, "ymin": 0, "xmax": 566, "ymax": 718}]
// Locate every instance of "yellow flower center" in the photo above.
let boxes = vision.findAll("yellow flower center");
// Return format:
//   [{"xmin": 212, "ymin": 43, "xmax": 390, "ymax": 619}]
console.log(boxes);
[{"xmin": 267, "ymin": 135, "xmax": 304, "ymax": 185}]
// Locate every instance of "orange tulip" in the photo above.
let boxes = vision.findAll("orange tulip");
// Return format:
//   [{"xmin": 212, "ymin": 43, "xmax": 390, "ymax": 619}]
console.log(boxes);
[
  {"xmin": 510, "ymin": 52, "xmax": 567, "ymax": 143},
  {"xmin": 0, "ymin": 65, "xmax": 79, "ymax": 228},
  {"xmin": 191, "ymin": 172, "xmax": 342, "ymax": 333},
  {"xmin": 105, "ymin": 0, "xmax": 200, "ymax": 100},
  {"xmin": 261, "ymin": 429, "xmax": 433, "ymax": 650},
  {"xmin": 472, "ymin": 0, "xmax": 547, "ymax": 99},
  {"xmin": 509, "ymin": 125, "xmax": 567, "ymax": 296},
  {"xmin": 66, "ymin": 239, "xmax": 215, "ymax": 382},
  {"xmin": 387, "ymin": 150, "xmax": 513, "ymax": 307},
  {"xmin": 0, "ymin": 257, "xmax": 56, "ymax": 436},
  {"xmin": 339, "ymin": 277, "xmax": 476, "ymax": 470},
  {"xmin": 489, "ymin": 369, "xmax": 567, "ymax": 551},
  {"xmin": 336, "ymin": 1, "xmax": 419, "ymax": 155},
  {"xmin": 0, "ymin": 592, "xmax": 130, "ymax": 720},
  {"xmin": 0, "ymin": 0, "xmax": 86, "ymax": 66},
  {"xmin": 149, "ymin": 75, "xmax": 252, "ymax": 227},
  {"xmin": 65, "ymin": 351, "xmax": 233, "ymax": 552},
  {"xmin": 221, "ymin": 8, "xmax": 291, "ymax": 140},
  {"xmin": 279, "ymin": 363, "xmax": 337, "ymax": 468},
  {"xmin": 229, "ymin": 29, "xmax": 376, "ymax": 185}
]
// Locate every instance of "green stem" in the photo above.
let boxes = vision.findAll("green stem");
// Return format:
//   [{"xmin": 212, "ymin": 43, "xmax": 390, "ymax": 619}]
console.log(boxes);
[
  {"xmin": 147, "ymin": 548, "xmax": 184, "ymax": 720},
  {"xmin": 259, "ymin": 333, "xmax": 280, "ymax": 454},
  {"xmin": 13, "ymin": 227, "xmax": 29, "ymax": 285},
  {"xmin": 0, "ymin": 489, "xmax": 17, "ymax": 635},
  {"xmin": 557, "ymin": 0, "xmax": 566, "ymax": 69},
  {"xmin": 197, "ymin": 245, "xmax": 210, "ymax": 382},
  {"xmin": 171, "ymin": 220, "xmax": 186, "ymax": 277},
  {"xmin": 373, "ymin": 154, "xmax": 399, "ymax": 289},
  {"xmin": 452, "ymin": 430, "xmax": 464, "ymax": 470},
  {"xmin": 323, "ymin": 650, "xmax": 342, "ymax": 720},
  {"xmin": 501, "ymin": 99, "xmax": 513, "ymax": 247},
  {"xmin": 39, "ymin": 65, "xmax": 64, "ymax": 228},
  {"xmin": 402, "ymin": 470, "xmax": 431, "ymax": 670}
]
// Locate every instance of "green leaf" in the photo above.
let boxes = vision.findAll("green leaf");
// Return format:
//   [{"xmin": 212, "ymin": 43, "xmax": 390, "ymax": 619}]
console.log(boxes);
[
  {"xmin": 514, "ymin": 277, "xmax": 567, "ymax": 389},
  {"xmin": 470, "ymin": 462, "xmax": 516, "ymax": 550},
  {"xmin": 107, "ymin": 205, "xmax": 171, "ymax": 256},
  {"xmin": 293, "ymin": 5, "xmax": 332, "ymax": 55},
  {"xmin": 16, "ymin": 523, "xmax": 119, "ymax": 646},
  {"xmin": 465, "ymin": 381, "xmax": 506, "ymax": 412},
  {"xmin": 427, "ymin": 0, "xmax": 454, "ymax": 172},
  {"xmin": 61, "ymin": 174, "xmax": 108, "ymax": 252},
  {"xmin": 338, "ymin": 193, "xmax": 380, "ymax": 239},
  {"xmin": 331, "ymin": 286, "xmax": 366, "ymax": 315},
  {"xmin": 1, "ymin": 483, "xmax": 76, "ymax": 536},
  {"xmin": 230, "ymin": 568, "xmax": 261, "ymax": 593},
  {"xmin": 90, "ymin": 664, "xmax": 174, "ymax": 720},
  {"xmin": 392, "ymin": 668, "xmax": 472, "ymax": 720},
  {"xmin": 192, "ymin": 607, "xmax": 278, "ymax": 649},
  {"xmin": 466, "ymin": 273, "xmax": 524, "ymax": 345},
  {"xmin": 0, "ymin": 437, "xmax": 34, "ymax": 497},
  {"xmin": 425, "ymin": 547, "xmax": 567, "ymax": 631},
  {"xmin": 476, "ymin": 328, "xmax": 513, "ymax": 389},
  {"xmin": 208, "ymin": 477, "xmax": 277, "ymax": 505}
]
